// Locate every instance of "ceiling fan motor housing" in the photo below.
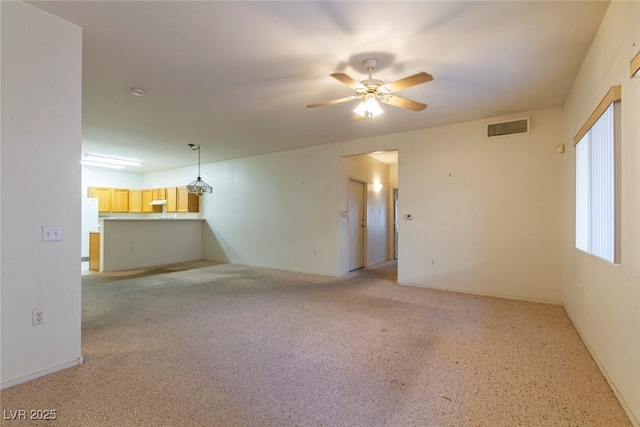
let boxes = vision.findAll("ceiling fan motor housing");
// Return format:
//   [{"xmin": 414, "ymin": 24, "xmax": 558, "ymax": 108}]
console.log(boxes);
[
  {"xmin": 361, "ymin": 78, "xmax": 385, "ymax": 88},
  {"xmin": 363, "ymin": 58, "xmax": 378, "ymax": 70},
  {"xmin": 357, "ymin": 79, "xmax": 387, "ymax": 96}
]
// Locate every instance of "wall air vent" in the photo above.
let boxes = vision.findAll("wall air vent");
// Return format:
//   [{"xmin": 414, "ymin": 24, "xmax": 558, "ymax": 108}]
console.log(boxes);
[{"xmin": 486, "ymin": 118, "xmax": 529, "ymax": 138}]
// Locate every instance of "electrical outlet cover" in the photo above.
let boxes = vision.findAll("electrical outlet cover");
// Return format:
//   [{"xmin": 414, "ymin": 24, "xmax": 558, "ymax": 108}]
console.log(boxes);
[{"xmin": 32, "ymin": 308, "xmax": 46, "ymax": 325}]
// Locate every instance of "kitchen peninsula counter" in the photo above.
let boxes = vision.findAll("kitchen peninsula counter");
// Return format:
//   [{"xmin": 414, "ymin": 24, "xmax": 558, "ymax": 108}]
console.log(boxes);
[{"xmin": 97, "ymin": 218, "xmax": 204, "ymax": 272}]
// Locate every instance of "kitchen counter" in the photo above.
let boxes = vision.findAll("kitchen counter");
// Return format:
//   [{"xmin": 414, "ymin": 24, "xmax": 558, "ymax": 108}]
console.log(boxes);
[
  {"xmin": 97, "ymin": 218, "xmax": 204, "ymax": 272},
  {"xmin": 100, "ymin": 217, "xmax": 205, "ymax": 221}
]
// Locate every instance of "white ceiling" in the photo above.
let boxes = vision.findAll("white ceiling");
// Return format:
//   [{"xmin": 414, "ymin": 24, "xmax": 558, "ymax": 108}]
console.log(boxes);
[{"xmin": 29, "ymin": 1, "xmax": 609, "ymax": 173}]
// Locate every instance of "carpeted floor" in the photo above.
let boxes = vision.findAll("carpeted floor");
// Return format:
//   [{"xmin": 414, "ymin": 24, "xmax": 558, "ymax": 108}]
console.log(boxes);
[{"xmin": 0, "ymin": 261, "xmax": 631, "ymax": 426}]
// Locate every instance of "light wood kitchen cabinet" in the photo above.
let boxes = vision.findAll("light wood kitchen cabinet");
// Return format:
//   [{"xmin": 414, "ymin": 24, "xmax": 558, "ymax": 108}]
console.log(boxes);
[
  {"xmin": 88, "ymin": 187, "xmax": 112, "ymax": 212},
  {"xmin": 142, "ymin": 189, "xmax": 154, "ymax": 213},
  {"xmin": 87, "ymin": 185, "xmax": 191, "ymax": 214},
  {"xmin": 89, "ymin": 232, "xmax": 100, "ymax": 271},
  {"xmin": 151, "ymin": 188, "xmax": 166, "ymax": 201},
  {"xmin": 129, "ymin": 189, "xmax": 143, "ymax": 213},
  {"xmin": 165, "ymin": 187, "xmax": 177, "ymax": 213},
  {"xmin": 112, "ymin": 188, "xmax": 130, "ymax": 213},
  {"xmin": 177, "ymin": 186, "xmax": 199, "ymax": 213}
]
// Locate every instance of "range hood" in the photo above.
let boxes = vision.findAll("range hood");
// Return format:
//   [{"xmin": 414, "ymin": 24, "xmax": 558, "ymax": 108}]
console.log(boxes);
[{"xmin": 149, "ymin": 199, "xmax": 167, "ymax": 206}]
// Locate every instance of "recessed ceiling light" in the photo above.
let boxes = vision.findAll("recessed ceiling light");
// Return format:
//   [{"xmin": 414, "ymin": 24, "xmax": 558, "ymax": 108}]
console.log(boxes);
[{"xmin": 130, "ymin": 87, "xmax": 146, "ymax": 96}]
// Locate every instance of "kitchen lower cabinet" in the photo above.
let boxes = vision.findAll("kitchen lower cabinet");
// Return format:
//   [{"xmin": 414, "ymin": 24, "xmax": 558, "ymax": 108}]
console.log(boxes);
[{"xmin": 89, "ymin": 232, "xmax": 100, "ymax": 271}]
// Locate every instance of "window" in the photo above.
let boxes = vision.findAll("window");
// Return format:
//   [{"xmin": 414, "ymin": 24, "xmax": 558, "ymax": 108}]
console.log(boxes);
[{"xmin": 574, "ymin": 86, "xmax": 621, "ymax": 264}]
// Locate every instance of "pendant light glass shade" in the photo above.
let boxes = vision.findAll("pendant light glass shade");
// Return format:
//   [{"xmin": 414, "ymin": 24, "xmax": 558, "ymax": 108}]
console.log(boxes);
[
  {"xmin": 186, "ymin": 144, "xmax": 212, "ymax": 196},
  {"xmin": 186, "ymin": 177, "xmax": 212, "ymax": 196}
]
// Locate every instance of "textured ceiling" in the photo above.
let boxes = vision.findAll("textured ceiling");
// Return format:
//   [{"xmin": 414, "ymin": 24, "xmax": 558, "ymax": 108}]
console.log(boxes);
[{"xmin": 29, "ymin": 1, "xmax": 609, "ymax": 172}]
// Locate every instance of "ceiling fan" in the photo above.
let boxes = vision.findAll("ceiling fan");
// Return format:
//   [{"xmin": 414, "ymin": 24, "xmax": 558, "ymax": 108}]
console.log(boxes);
[{"xmin": 307, "ymin": 59, "xmax": 433, "ymax": 118}]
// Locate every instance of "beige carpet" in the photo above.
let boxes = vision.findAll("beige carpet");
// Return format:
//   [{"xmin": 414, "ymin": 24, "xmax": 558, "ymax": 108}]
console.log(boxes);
[{"xmin": 0, "ymin": 261, "xmax": 631, "ymax": 426}]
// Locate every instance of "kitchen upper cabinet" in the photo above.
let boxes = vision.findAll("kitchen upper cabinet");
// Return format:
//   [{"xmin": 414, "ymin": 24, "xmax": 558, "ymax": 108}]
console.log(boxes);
[
  {"xmin": 152, "ymin": 187, "xmax": 167, "ymax": 200},
  {"xmin": 165, "ymin": 187, "xmax": 177, "ymax": 213},
  {"xmin": 129, "ymin": 189, "xmax": 143, "ymax": 213},
  {"xmin": 88, "ymin": 187, "xmax": 112, "ymax": 212},
  {"xmin": 112, "ymin": 188, "xmax": 130, "ymax": 213},
  {"xmin": 87, "ymin": 186, "xmax": 195, "ymax": 214},
  {"xmin": 177, "ymin": 186, "xmax": 199, "ymax": 213},
  {"xmin": 142, "ymin": 189, "xmax": 154, "ymax": 213}
]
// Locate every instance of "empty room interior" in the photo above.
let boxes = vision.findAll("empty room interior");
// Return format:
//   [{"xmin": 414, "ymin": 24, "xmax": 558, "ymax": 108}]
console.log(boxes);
[{"xmin": 1, "ymin": 1, "xmax": 639, "ymax": 426}]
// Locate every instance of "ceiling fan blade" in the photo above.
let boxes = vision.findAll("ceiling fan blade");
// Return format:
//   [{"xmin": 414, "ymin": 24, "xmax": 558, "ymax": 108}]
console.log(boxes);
[
  {"xmin": 307, "ymin": 95, "xmax": 359, "ymax": 108},
  {"xmin": 381, "ymin": 72, "xmax": 433, "ymax": 93},
  {"xmin": 331, "ymin": 73, "xmax": 366, "ymax": 90},
  {"xmin": 383, "ymin": 95, "xmax": 427, "ymax": 111}
]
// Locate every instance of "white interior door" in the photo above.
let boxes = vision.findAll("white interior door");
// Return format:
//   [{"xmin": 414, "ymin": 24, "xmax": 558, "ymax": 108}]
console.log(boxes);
[
  {"xmin": 394, "ymin": 188, "xmax": 399, "ymax": 260},
  {"xmin": 348, "ymin": 180, "xmax": 365, "ymax": 271}
]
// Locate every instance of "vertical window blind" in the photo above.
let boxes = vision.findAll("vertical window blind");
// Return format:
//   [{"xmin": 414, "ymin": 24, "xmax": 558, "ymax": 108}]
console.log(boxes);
[
  {"xmin": 573, "ymin": 84, "xmax": 620, "ymax": 264},
  {"xmin": 575, "ymin": 104, "xmax": 615, "ymax": 262}
]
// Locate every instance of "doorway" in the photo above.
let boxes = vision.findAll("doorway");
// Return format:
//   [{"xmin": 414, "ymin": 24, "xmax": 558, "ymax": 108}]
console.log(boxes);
[
  {"xmin": 342, "ymin": 150, "xmax": 398, "ymax": 277},
  {"xmin": 348, "ymin": 179, "xmax": 366, "ymax": 271}
]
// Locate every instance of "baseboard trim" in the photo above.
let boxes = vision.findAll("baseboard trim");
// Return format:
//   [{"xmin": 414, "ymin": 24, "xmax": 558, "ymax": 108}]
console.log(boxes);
[
  {"xmin": 0, "ymin": 356, "xmax": 84, "ymax": 390},
  {"xmin": 562, "ymin": 304, "xmax": 639, "ymax": 427},
  {"xmin": 397, "ymin": 281, "xmax": 562, "ymax": 306}
]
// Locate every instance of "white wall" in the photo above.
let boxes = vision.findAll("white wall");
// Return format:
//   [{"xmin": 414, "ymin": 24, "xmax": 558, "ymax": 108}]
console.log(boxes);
[
  {"xmin": 146, "ymin": 106, "xmax": 563, "ymax": 302},
  {"xmin": 147, "ymin": 148, "xmax": 391, "ymax": 276},
  {"xmin": 561, "ymin": 2, "xmax": 640, "ymax": 424},
  {"xmin": 1, "ymin": 1, "xmax": 83, "ymax": 388},
  {"xmin": 146, "ymin": 146, "xmax": 343, "ymax": 275},
  {"xmin": 397, "ymin": 108, "xmax": 564, "ymax": 303},
  {"xmin": 82, "ymin": 166, "xmax": 144, "ymax": 196}
]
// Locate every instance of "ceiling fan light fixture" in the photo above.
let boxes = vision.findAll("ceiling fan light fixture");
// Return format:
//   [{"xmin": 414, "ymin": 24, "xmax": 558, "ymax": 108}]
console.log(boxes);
[
  {"xmin": 186, "ymin": 144, "xmax": 212, "ymax": 196},
  {"xmin": 308, "ymin": 58, "xmax": 430, "ymax": 116},
  {"xmin": 354, "ymin": 95, "xmax": 384, "ymax": 118}
]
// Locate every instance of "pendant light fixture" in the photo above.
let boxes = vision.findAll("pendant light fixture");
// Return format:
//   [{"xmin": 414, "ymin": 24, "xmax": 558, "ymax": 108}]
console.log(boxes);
[{"xmin": 186, "ymin": 144, "xmax": 212, "ymax": 196}]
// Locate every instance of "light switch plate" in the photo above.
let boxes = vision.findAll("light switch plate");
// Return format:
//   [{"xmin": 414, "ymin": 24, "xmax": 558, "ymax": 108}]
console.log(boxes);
[{"xmin": 42, "ymin": 226, "xmax": 62, "ymax": 242}]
